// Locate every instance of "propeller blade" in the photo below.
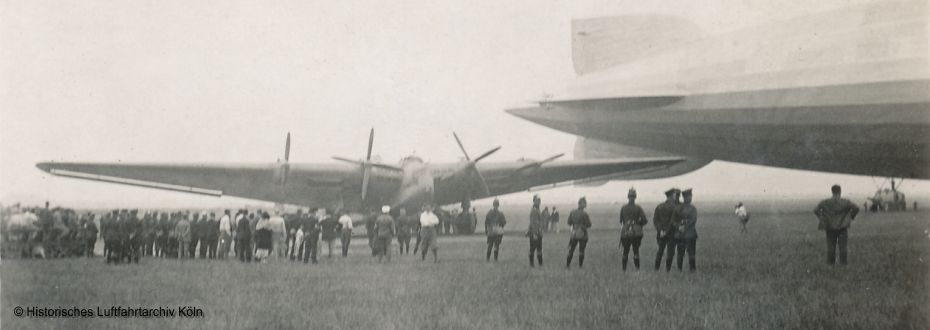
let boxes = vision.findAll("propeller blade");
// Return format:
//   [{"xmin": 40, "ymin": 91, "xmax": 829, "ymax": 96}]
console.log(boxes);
[
  {"xmin": 361, "ymin": 166, "xmax": 371, "ymax": 200},
  {"xmin": 540, "ymin": 153, "xmax": 564, "ymax": 163},
  {"xmin": 452, "ymin": 132, "xmax": 471, "ymax": 161},
  {"xmin": 284, "ymin": 133, "xmax": 291, "ymax": 162},
  {"xmin": 332, "ymin": 156, "xmax": 362, "ymax": 165},
  {"xmin": 366, "ymin": 128, "xmax": 374, "ymax": 161},
  {"xmin": 473, "ymin": 167, "xmax": 491, "ymax": 197},
  {"xmin": 473, "ymin": 146, "xmax": 501, "ymax": 162}
]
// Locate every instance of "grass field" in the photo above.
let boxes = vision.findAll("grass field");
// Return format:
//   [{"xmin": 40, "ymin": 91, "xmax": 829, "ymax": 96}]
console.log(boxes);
[{"xmin": 2, "ymin": 207, "xmax": 929, "ymax": 329}]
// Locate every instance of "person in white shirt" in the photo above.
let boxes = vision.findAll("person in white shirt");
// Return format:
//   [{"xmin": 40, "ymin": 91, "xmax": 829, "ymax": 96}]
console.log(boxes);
[
  {"xmin": 735, "ymin": 202, "xmax": 750, "ymax": 233},
  {"xmin": 419, "ymin": 205, "xmax": 440, "ymax": 263},
  {"xmin": 218, "ymin": 209, "xmax": 232, "ymax": 259},
  {"xmin": 338, "ymin": 211, "xmax": 353, "ymax": 257},
  {"xmin": 268, "ymin": 210, "xmax": 288, "ymax": 260}
]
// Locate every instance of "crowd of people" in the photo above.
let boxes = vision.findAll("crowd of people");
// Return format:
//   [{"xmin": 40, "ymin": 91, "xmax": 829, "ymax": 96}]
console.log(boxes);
[{"xmin": 1, "ymin": 184, "xmax": 859, "ymax": 270}]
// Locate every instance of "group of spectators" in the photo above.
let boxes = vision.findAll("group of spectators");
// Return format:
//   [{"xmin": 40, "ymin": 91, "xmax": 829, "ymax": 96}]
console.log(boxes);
[{"xmin": 1, "ymin": 204, "xmax": 97, "ymax": 259}]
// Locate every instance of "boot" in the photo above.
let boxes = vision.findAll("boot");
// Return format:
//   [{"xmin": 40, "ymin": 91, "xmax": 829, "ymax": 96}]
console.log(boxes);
[
  {"xmin": 579, "ymin": 255, "xmax": 585, "ymax": 268},
  {"xmin": 689, "ymin": 257, "xmax": 696, "ymax": 272},
  {"xmin": 634, "ymin": 257, "xmax": 640, "ymax": 270},
  {"xmin": 622, "ymin": 257, "xmax": 628, "ymax": 271},
  {"xmin": 529, "ymin": 254, "xmax": 535, "ymax": 267},
  {"xmin": 566, "ymin": 254, "xmax": 573, "ymax": 268},
  {"xmin": 494, "ymin": 250, "xmax": 499, "ymax": 261},
  {"xmin": 537, "ymin": 254, "xmax": 543, "ymax": 266},
  {"xmin": 486, "ymin": 248, "xmax": 492, "ymax": 261}
]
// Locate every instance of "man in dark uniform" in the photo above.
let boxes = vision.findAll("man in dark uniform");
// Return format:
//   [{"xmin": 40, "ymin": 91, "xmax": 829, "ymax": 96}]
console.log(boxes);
[
  {"xmin": 204, "ymin": 212, "xmax": 219, "ymax": 259},
  {"xmin": 141, "ymin": 212, "xmax": 156, "ymax": 257},
  {"xmin": 527, "ymin": 195, "xmax": 544, "ymax": 267},
  {"xmin": 675, "ymin": 189, "xmax": 698, "ymax": 272},
  {"xmin": 365, "ymin": 210, "xmax": 378, "ymax": 256},
  {"xmin": 619, "ymin": 188, "xmax": 648, "ymax": 271},
  {"xmin": 235, "ymin": 210, "xmax": 252, "ymax": 262},
  {"xmin": 302, "ymin": 211, "xmax": 320, "ymax": 264},
  {"xmin": 396, "ymin": 208, "xmax": 413, "ymax": 254},
  {"xmin": 485, "ymin": 199, "xmax": 506, "ymax": 262},
  {"xmin": 122, "ymin": 210, "xmax": 142, "ymax": 264},
  {"xmin": 374, "ymin": 206, "xmax": 396, "ymax": 263},
  {"xmin": 653, "ymin": 188, "xmax": 680, "ymax": 272},
  {"xmin": 566, "ymin": 197, "xmax": 592, "ymax": 268},
  {"xmin": 83, "ymin": 215, "xmax": 98, "ymax": 258},
  {"xmin": 814, "ymin": 184, "xmax": 860, "ymax": 265}
]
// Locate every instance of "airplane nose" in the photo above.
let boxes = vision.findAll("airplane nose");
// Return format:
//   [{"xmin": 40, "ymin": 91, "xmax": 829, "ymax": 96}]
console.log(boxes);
[
  {"xmin": 35, "ymin": 162, "xmax": 52, "ymax": 172},
  {"xmin": 505, "ymin": 107, "xmax": 545, "ymax": 122}
]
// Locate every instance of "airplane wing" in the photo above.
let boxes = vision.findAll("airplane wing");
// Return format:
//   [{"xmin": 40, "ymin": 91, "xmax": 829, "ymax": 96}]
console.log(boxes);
[
  {"xmin": 431, "ymin": 157, "xmax": 686, "ymax": 204},
  {"xmin": 35, "ymin": 162, "xmax": 357, "ymax": 207}
]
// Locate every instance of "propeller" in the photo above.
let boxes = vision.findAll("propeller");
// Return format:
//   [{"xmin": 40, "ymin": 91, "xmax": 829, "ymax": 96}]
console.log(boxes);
[
  {"xmin": 515, "ymin": 153, "xmax": 564, "ymax": 172},
  {"xmin": 452, "ymin": 132, "xmax": 500, "ymax": 197},
  {"xmin": 277, "ymin": 133, "xmax": 291, "ymax": 186},
  {"xmin": 332, "ymin": 128, "xmax": 401, "ymax": 201}
]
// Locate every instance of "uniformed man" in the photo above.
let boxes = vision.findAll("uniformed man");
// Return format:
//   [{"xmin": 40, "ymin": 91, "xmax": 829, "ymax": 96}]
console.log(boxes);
[
  {"xmin": 675, "ymin": 189, "xmax": 698, "ymax": 272},
  {"xmin": 188, "ymin": 213, "xmax": 201, "ymax": 259},
  {"xmin": 319, "ymin": 209, "xmax": 339, "ymax": 258},
  {"xmin": 235, "ymin": 210, "xmax": 252, "ymax": 262},
  {"xmin": 485, "ymin": 199, "xmax": 506, "ymax": 262},
  {"xmin": 396, "ymin": 209, "xmax": 413, "ymax": 254},
  {"xmin": 653, "ymin": 188, "xmax": 680, "ymax": 272},
  {"xmin": 269, "ymin": 210, "xmax": 288, "ymax": 260},
  {"xmin": 123, "ymin": 210, "xmax": 142, "ymax": 264},
  {"xmin": 83, "ymin": 214, "xmax": 98, "ymax": 258},
  {"xmin": 527, "ymin": 195, "xmax": 544, "ymax": 267},
  {"xmin": 302, "ymin": 211, "xmax": 320, "ymax": 264},
  {"xmin": 204, "ymin": 212, "xmax": 219, "ymax": 259},
  {"xmin": 566, "ymin": 197, "xmax": 592, "ymax": 268},
  {"xmin": 814, "ymin": 184, "xmax": 860, "ymax": 265},
  {"xmin": 619, "ymin": 188, "xmax": 648, "ymax": 271},
  {"xmin": 374, "ymin": 206, "xmax": 395, "ymax": 263},
  {"xmin": 419, "ymin": 205, "xmax": 440, "ymax": 262}
]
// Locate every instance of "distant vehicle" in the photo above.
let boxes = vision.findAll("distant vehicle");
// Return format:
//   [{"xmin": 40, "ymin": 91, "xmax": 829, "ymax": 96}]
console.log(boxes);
[{"xmin": 869, "ymin": 179, "xmax": 907, "ymax": 212}]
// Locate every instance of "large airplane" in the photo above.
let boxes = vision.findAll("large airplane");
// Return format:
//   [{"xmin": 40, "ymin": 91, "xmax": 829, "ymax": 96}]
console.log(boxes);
[
  {"xmin": 507, "ymin": 0, "xmax": 930, "ymax": 180},
  {"xmin": 35, "ymin": 129, "xmax": 684, "ymax": 212}
]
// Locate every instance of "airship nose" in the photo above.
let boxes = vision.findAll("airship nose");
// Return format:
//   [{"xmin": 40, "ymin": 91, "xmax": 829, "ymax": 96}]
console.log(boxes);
[{"xmin": 505, "ymin": 107, "xmax": 545, "ymax": 122}]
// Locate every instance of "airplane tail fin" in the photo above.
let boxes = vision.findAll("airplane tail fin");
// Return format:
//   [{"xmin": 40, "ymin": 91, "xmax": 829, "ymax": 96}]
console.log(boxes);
[{"xmin": 572, "ymin": 15, "xmax": 706, "ymax": 75}]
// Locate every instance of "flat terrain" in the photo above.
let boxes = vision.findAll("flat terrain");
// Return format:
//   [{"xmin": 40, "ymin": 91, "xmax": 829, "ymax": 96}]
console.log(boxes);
[{"xmin": 2, "ymin": 207, "xmax": 929, "ymax": 329}]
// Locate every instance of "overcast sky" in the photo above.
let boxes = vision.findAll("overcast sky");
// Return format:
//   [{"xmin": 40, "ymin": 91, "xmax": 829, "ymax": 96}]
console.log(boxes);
[{"xmin": 2, "ymin": 0, "xmax": 927, "ymax": 208}]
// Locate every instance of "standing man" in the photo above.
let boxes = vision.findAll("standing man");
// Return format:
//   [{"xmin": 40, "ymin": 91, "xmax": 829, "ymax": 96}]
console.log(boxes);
[
  {"xmin": 396, "ymin": 209, "xmax": 413, "ymax": 255},
  {"xmin": 814, "ymin": 184, "xmax": 860, "ymax": 265},
  {"xmin": 234, "ymin": 210, "xmax": 251, "ymax": 262},
  {"xmin": 204, "ymin": 213, "xmax": 219, "ymax": 259},
  {"xmin": 485, "ymin": 199, "xmax": 506, "ymax": 262},
  {"xmin": 527, "ymin": 195, "xmax": 545, "ymax": 267},
  {"xmin": 218, "ymin": 210, "xmax": 232, "ymax": 259},
  {"xmin": 319, "ymin": 209, "xmax": 338, "ymax": 258},
  {"xmin": 541, "ymin": 207, "xmax": 551, "ymax": 232},
  {"xmin": 735, "ymin": 202, "xmax": 750, "ymax": 233},
  {"xmin": 269, "ymin": 210, "xmax": 288, "ymax": 260},
  {"xmin": 653, "ymin": 188, "xmax": 680, "ymax": 272},
  {"xmin": 337, "ymin": 211, "xmax": 353, "ymax": 257},
  {"xmin": 619, "ymin": 188, "xmax": 648, "ymax": 271},
  {"xmin": 566, "ymin": 197, "xmax": 592, "ymax": 268},
  {"xmin": 83, "ymin": 214, "xmax": 98, "ymax": 258},
  {"xmin": 374, "ymin": 206, "xmax": 395, "ymax": 263},
  {"xmin": 550, "ymin": 207, "xmax": 560, "ymax": 233},
  {"xmin": 675, "ymin": 189, "xmax": 698, "ymax": 272},
  {"xmin": 175, "ymin": 214, "xmax": 191, "ymax": 259},
  {"xmin": 302, "ymin": 211, "xmax": 320, "ymax": 264},
  {"xmin": 419, "ymin": 205, "xmax": 440, "ymax": 262}
]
